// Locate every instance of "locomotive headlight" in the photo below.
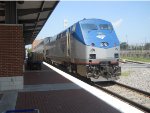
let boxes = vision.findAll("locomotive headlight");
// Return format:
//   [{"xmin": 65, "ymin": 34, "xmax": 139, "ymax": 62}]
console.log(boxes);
[
  {"xmin": 89, "ymin": 54, "xmax": 96, "ymax": 59},
  {"xmin": 114, "ymin": 53, "xmax": 119, "ymax": 58},
  {"xmin": 100, "ymin": 42, "xmax": 109, "ymax": 47}
]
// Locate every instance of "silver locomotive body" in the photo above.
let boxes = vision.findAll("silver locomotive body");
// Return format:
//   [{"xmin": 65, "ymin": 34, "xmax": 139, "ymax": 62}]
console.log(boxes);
[{"xmin": 44, "ymin": 19, "xmax": 121, "ymax": 82}]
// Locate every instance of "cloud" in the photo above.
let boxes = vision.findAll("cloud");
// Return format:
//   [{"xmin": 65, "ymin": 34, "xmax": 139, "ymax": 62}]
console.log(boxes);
[{"xmin": 112, "ymin": 18, "xmax": 123, "ymax": 28}]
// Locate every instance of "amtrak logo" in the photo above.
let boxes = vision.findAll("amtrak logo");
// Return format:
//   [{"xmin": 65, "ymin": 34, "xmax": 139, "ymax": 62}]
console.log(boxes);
[{"xmin": 96, "ymin": 32, "xmax": 105, "ymax": 39}]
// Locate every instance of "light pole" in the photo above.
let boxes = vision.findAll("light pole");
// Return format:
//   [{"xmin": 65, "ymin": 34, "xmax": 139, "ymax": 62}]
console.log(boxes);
[{"xmin": 64, "ymin": 19, "xmax": 68, "ymax": 29}]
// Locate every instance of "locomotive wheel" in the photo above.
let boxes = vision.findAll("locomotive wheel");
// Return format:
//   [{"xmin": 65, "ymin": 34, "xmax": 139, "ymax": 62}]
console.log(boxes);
[{"xmin": 49, "ymin": 60, "xmax": 52, "ymax": 65}]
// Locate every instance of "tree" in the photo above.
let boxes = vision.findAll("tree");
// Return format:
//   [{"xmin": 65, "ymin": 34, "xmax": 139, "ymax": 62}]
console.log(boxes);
[
  {"xmin": 144, "ymin": 43, "xmax": 150, "ymax": 50},
  {"xmin": 120, "ymin": 42, "xmax": 128, "ymax": 50}
]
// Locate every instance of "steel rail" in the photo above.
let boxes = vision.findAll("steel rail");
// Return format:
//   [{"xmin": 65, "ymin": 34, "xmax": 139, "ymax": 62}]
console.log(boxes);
[{"xmin": 95, "ymin": 82, "xmax": 150, "ymax": 113}]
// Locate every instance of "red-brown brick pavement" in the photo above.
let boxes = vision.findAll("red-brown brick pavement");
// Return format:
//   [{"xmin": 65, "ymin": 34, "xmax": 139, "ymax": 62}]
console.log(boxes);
[
  {"xmin": 24, "ymin": 64, "xmax": 71, "ymax": 85},
  {"xmin": 16, "ymin": 89, "xmax": 120, "ymax": 113},
  {"xmin": 16, "ymin": 63, "xmax": 120, "ymax": 113}
]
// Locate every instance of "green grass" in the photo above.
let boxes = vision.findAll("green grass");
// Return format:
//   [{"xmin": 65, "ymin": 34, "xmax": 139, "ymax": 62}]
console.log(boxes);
[
  {"xmin": 121, "ymin": 70, "xmax": 135, "ymax": 76},
  {"xmin": 121, "ymin": 71, "xmax": 131, "ymax": 76},
  {"xmin": 121, "ymin": 57, "xmax": 150, "ymax": 63},
  {"xmin": 121, "ymin": 71, "xmax": 129, "ymax": 76}
]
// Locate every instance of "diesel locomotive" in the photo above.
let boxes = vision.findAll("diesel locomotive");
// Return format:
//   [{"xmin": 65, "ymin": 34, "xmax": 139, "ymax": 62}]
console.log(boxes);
[{"xmin": 34, "ymin": 19, "xmax": 121, "ymax": 82}]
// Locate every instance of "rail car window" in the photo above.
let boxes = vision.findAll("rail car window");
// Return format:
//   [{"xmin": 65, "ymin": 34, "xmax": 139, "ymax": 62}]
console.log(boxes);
[
  {"xmin": 99, "ymin": 24, "xmax": 113, "ymax": 30},
  {"xmin": 82, "ymin": 24, "xmax": 98, "ymax": 30}
]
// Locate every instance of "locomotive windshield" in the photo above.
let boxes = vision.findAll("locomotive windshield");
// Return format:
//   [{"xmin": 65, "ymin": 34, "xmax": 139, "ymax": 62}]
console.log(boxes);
[
  {"xmin": 99, "ymin": 24, "xmax": 113, "ymax": 30},
  {"xmin": 82, "ymin": 24, "xmax": 98, "ymax": 30}
]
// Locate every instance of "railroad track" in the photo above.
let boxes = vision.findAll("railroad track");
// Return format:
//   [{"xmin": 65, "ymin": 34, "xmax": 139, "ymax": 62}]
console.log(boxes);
[
  {"xmin": 95, "ymin": 81, "xmax": 150, "ymax": 113},
  {"xmin": 120, "ymin": 61, "xmax": 150, "ymax": 68}
]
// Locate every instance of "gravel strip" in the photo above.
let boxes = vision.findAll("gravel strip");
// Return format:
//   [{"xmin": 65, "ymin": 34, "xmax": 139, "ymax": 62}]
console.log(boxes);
[
  {"xmin": 103, "ymin": 84, "xmax": 150, "ymax": 109},
  {"xmin": 117, "ymin": 65, "xmax": 150, "ymax": 93}
]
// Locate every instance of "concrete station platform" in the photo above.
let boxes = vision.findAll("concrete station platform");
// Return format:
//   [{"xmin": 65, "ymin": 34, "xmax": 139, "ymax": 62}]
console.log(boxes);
[{"xmin": 0, "ymin": 63, "xmax": 143, "ymax": 113}]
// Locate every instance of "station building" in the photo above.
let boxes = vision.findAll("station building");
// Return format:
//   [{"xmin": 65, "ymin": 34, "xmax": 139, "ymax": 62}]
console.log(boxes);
[{"xmin": 0, "ymin": 1, "xmax": 59, "ymax": 91}]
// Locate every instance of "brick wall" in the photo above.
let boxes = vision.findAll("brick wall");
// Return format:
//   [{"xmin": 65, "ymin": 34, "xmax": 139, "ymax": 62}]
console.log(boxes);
[{"xmin": 0, "ymin": 25, "xmax": 24, "ymax": 77}]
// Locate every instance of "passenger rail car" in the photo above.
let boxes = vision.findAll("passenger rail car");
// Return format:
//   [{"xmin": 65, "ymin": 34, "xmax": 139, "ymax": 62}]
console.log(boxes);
[
  {"xmin": 40, "ymin": 19, "xmax": 121, "ymax": 82},
  {"xmin": 32, "ymin": 40, "xmax": 44, "ymax": 54}
]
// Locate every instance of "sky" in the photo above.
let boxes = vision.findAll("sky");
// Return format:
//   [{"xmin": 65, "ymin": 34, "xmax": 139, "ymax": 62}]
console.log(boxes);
[{"xmin": 36, "ymin": 1, "xmax": 150, "ymax": 45}]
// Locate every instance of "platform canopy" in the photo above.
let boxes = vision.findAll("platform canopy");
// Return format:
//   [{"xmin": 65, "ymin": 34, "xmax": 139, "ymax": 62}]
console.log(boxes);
[{"xmin": 0, "ymin": 1, "xmax": 59, "ymax": 45}]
